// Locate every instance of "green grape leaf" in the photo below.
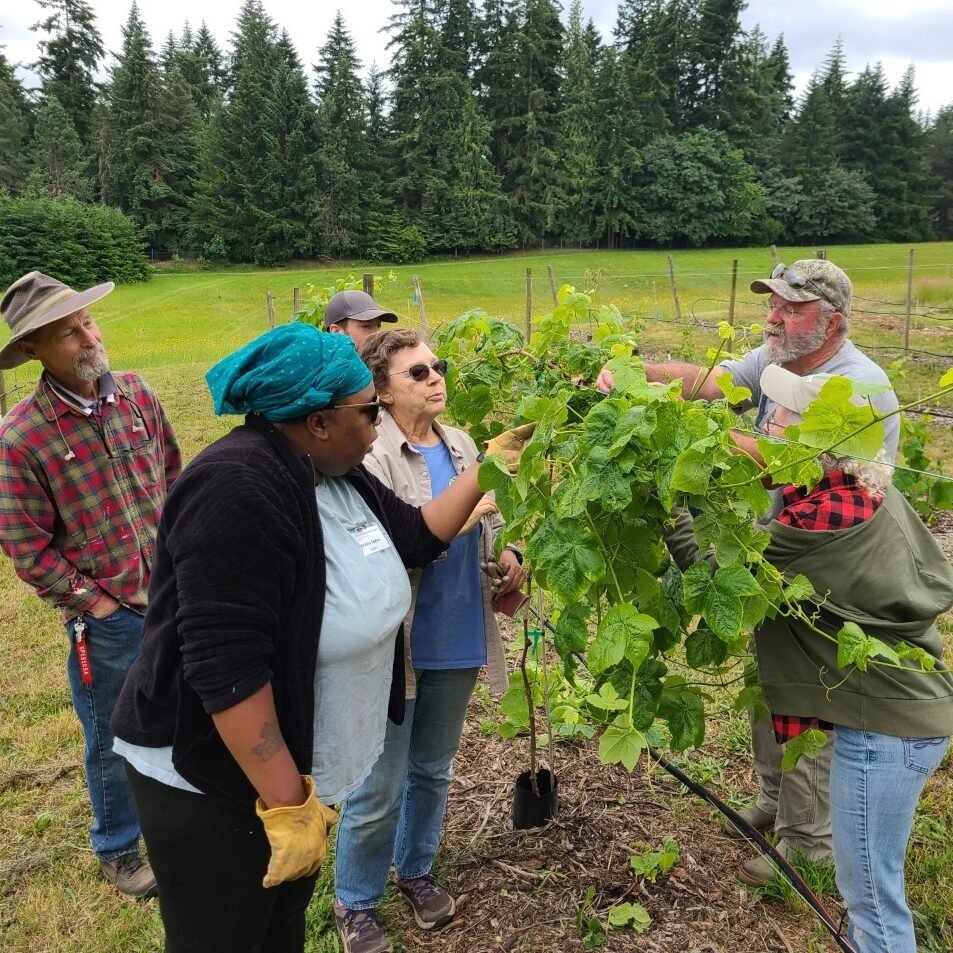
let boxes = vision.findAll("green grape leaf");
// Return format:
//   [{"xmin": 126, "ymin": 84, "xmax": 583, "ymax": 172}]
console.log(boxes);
[
  {"xmin": 477, "ymin": 453, "xmax": 512, "ymax": 494},
  {"xmin": 930, "ymin": 478, "xmax": 953, "ymax": 510},
  {"xmin": 632, "ymin": 658, "xmax": 667, "ymax": 729},
  {"xmin": 552, "ymin": 603, "xmax": 591, "ymax": 661},
  {"xmin": 585, "ymin": 682, "xmax": 628, "ymax": 712},
  {"xmin": 685, "ymin": 627, "xmax": 729, "ymax": 668},
  {"xmin": 598, "ymin": 717, "xmax": 646, "ymax": 771},
  {"xmin": 715, "ymin": 372, "xmax": 752, "ymax": 406},
  {"xmin": 733, "ymin": 683, "xmax": 768, "ymax": 720},
  {"xmin": 525, "ymin": 515, "xmax": 605, "ymax": 603},
  {"xmin": 836, "ymin": 621, "xmax": 900, "ymax": 671},
  {"xmin": 658, "ymin": 684, "xmax": 705, "ymax": 750},
  {"xmin": 579, "ymin": 447, "xmax": 633, "ymax": 512},
  {"xmin": 607, "ymin": 902, "xmax": 652, "ymax": 932},
  {"xmin": 781, "ymin": 728, "xmax": 828, "ymax": 771},
  {"xmin": 635, "ymin": 569, "xmax": 682, "ymax": 638},
  {"xmin": 516, "ymin": 393, "xmax": 569, "ymax": 428},
  {"xmin": 782, "ymin": 573, "xmax": 815, "ymax": 604},
  {"xmin": 682, "ymin": 563, "xmax": 759, "ymax": 643},
  {"xmin": 449, "ymin": 384, "xmax": 495, "ymax": 425},
  {"xmin": 671, "ymin": 446, "xmax": 714, "ymax": 495},
  {"xmin": 796, "ymin": 377, "xmax": 886, "ymax": 459},
  {"xmin": 589, "ymin": 604, "xmax": 658, "ymax": 675},
  {"xmin": 938, "ymin": 367, "xmax": 953, "ymax": 388},
  {"xmin": 893, "ymin": 642, "xmax": 937, "ymax": 672},
  {"xmin": 757, "ymin": 437, "xmax": 824, "ymax": 489}
]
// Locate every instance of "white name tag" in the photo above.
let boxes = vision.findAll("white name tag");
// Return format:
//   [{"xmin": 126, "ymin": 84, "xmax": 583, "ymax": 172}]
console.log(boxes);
[{"xmin": 350, "ymin": 522, "xmax": 390, "ymax": 556}]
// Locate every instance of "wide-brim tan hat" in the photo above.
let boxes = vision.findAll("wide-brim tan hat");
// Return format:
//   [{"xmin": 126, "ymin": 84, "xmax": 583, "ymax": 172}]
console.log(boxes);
[{"xmin": 0, "ymin": 271, "xmax": 115, "ymax": 370}]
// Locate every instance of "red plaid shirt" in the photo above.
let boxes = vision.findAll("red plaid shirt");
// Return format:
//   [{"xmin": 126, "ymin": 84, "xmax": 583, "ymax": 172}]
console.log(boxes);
[
  {"xmin": 772, "ymin": 471, "xmax": 882, "ymax": 743},
  {"xmin": 0, "ymin": 372, "xmax": 181, "ymax": 619}
]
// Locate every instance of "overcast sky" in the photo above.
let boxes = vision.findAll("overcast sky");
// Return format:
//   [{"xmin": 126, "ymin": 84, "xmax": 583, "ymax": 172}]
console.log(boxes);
[{"xmin": 3, "ymin": 0, "xmax": 951, "ymax": 117}]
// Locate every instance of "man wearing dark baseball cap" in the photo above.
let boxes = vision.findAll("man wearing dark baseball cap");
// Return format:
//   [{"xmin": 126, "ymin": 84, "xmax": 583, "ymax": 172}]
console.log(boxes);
[
  {"xmin": 0, "ymin": 271, "xmax": 182, "ymax": 898},
  {"xmin": 598, "ymin": 257, "xmax": 901, "ymax": 885},
  {"xmin": 325, "ymin": 290, "xmax": 398, "ymax": 345}
]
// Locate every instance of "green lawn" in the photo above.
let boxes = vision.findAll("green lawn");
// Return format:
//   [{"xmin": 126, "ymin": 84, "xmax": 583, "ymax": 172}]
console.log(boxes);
[{"xmin": 1, "ymin": 243, "xmax": 952, "ymax": 951}]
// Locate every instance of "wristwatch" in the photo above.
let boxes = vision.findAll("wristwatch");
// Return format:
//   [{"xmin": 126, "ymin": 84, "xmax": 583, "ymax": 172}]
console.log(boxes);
[{"xmin": 476, "ymin": 451, "xmax": 486, "ymax": 463}]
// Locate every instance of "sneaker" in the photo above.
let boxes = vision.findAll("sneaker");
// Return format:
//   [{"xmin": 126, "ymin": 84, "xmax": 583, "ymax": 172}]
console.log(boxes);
[
  {"xmin": 395, "ymin": 874, "xmax": 456, "ymax": 930},
  {"xmin": 334, "ymin": 901, "xmax": 393, "ymax": 953},
  {"xmin": 725, "ymin": 803, "xmax": 776, "ymax": 839},
  {"xmin": 100, "ymin": 852, "xmax": 158, "ymax": 898}
]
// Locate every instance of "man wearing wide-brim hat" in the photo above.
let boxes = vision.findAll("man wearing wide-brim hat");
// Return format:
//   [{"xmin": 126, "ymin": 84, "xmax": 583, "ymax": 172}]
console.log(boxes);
[
  {"xmin": 597, "ymin": 258, "xmax": 901, "ymax": 885},
  {"xmin": 0, "ymin": 271, "xmax": 182, "ymax": 898}
]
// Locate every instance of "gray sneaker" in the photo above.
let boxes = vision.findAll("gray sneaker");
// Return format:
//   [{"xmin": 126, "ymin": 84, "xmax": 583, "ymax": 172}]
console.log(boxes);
[
  {"xmin": 395, "ymin": 874, "xmax": 456, "ymax": 930},
  {"xmin": 725, "ymin": 803, "xmax": 776, "ymax": 839},
  {"xmin": 334, "ymin": 901, "xmax": 393, "ymax": 953},
  {"xmin": 100, "ymin": 852, "xmax": 158, "ymax": 898}
]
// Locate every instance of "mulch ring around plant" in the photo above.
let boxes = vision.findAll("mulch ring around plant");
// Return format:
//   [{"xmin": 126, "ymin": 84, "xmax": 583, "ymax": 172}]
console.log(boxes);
[{"xmin": 378, "ymin": 702, "xmax": 840, "ymax": 953}]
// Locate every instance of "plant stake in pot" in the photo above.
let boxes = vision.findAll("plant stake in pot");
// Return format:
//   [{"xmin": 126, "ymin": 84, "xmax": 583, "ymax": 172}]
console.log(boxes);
[{"xmin": 512, "ymin": 574, "xmax": 558, "ymax": 829}]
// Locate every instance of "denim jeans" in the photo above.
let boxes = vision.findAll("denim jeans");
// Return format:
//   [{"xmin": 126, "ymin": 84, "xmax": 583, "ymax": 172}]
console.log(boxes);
[
  {"xmin": 65, "ymin": 606, "xmax": 144, "ymax": 860},
  {"xmin": 334, "ymin": 667, "xmax": 479, "ymax": 909},
  {"xmin": 831, "ymin": 725, "xmax": 949, "ymax": 953}
]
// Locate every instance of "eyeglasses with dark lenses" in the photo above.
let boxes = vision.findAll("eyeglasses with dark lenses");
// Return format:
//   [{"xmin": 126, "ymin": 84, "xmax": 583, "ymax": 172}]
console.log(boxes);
[
  {"xmin": 325, "ymin": 398, "xmax": 381, "ymax": 422},
  {"xmin": 388, "ymin": 358, "xmax": 449, "ymax": 382}
]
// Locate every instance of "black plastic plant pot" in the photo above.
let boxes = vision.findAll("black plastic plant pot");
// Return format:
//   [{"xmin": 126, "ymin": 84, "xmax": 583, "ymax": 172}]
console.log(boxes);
[{"xmin": 512, "ymin": 768, "xmax": 558, "ymax": 829}]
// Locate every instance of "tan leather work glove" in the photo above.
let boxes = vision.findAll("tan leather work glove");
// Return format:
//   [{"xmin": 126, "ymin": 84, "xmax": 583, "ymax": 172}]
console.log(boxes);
[
  {"xmin": 484, "ymin": 422, "xmax": 537, "ymax": 471},
  {"xmin": 255, "ymin": 775, "xmax": 338, "ymax": 888}
]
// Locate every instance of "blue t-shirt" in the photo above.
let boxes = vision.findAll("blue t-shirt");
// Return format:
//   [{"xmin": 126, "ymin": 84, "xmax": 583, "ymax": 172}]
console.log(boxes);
[{"xmin": 409, "ymin": 440, "xmax": 487, "ymax": 668}]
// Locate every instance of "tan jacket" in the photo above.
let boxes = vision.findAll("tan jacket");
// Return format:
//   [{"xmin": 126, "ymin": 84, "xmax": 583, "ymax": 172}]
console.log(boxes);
[{"xmin": 364, "ymin": 411, "xmax": 509, "ymax": 697}]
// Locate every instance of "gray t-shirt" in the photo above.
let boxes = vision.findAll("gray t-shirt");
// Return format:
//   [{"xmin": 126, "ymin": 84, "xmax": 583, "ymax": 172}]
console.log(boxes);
[
  {"xmin": 719, "ymin": 339, "xmax": 900, "ymax": 462},
  {"xmin": 311, "ymin": 476, "xmax": 412, "ymax": 805}
]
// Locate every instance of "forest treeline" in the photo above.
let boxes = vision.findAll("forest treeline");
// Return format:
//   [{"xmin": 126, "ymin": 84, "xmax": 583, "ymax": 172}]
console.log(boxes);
[{"xmin": 2, "ymin": 0, "xmax": 952, "ymax": 267}]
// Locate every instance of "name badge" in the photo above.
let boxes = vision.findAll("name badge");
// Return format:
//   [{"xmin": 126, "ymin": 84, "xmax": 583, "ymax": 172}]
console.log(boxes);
[{"xmin": 350, "ymin": 522, "xmax": 390, "ymax": 556}]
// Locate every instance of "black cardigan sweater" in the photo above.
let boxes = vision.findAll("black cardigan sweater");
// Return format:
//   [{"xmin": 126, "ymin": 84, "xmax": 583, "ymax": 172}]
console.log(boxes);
[{"xmin": 112, "ymin": 414, "xmax": 445, "ymax": 807}]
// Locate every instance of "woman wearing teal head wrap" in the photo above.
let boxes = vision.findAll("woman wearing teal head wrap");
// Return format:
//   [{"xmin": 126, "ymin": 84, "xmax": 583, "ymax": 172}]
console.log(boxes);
[{"xmin": 112, "ymin": 321, "xmax": 535, "ymax": 953}]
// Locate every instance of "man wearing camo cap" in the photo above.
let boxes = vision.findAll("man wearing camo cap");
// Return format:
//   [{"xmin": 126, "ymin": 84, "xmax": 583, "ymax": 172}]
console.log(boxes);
[{"xmin": 598, "ymin": 258, "xmax": 900, "ymax": 885}]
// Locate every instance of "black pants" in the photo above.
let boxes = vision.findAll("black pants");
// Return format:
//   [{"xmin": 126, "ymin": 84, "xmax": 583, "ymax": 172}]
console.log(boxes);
[{"xmin": 126, "ymin": 764, "xmax": 318, "ymax": 953}]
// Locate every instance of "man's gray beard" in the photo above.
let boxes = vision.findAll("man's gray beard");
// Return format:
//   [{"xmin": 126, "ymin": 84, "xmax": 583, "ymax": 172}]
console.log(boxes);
[
  {"xmin": 73, "ymin": 347, "xmax": 110, "ymax": 381},
  {"xmin": 763, "ymin": 318, "xmax": 828, "ymax": 363}
]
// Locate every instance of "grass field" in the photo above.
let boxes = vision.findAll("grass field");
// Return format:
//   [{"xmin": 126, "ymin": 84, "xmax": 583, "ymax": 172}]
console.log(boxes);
[{"xmin": 1, "ymin": 243, "xmax": 952, "ymax": 951}]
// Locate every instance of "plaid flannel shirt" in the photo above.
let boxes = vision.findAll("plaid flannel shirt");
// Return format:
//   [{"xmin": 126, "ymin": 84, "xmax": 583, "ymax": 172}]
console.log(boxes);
[
  {"xmin": 771, "ymin": 471, "xmax": 882, "ymax": 743},
  {"xmin": 0, "ymin": 372, "xmax": 181, "ymax": 620}
]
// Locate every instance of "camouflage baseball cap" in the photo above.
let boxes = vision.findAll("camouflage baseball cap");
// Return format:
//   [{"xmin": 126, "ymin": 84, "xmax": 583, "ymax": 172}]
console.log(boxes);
[{"xmin": 750, "ymin": 259, "xmax": 852, "ymax": 317}]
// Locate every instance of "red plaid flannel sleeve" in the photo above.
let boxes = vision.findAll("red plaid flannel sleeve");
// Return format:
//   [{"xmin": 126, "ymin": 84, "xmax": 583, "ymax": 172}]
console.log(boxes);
[{"xmin": 0, "ymin": 439, "xmax": 104, "ymax": 612}]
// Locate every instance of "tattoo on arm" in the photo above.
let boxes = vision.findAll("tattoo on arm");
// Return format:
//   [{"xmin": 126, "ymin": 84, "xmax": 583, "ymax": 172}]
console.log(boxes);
[{"xmin": 251, "ymin": 719, "xmax": 285, "ymax": 762}]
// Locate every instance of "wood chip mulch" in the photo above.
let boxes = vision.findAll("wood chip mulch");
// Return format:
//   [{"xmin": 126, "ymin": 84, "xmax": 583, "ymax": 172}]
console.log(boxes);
[{"xmin": 377, "ymin": 692, "xmax": 838, "ymax": 953}]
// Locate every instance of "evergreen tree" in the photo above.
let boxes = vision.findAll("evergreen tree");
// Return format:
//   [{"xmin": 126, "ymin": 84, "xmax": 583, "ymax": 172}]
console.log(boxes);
[
  {"xmin": 557, "ymin": 0, "xmax": 598, "ymax": 244},
  {"xmin": 314, "ymin": 11, "xmax": 367, "ymax": 256},
  {"xmin": 782, "ymin": 74, "xmax": 839, "ymax": 178},
  {"xmin": 500, "ymin": 0, "xmax": 567, "ymax": 245},
  {"xmin": 30, "ymin": 0, "xmax": 104, "ymax": 143},
  {"xmin": 590, "ymin": 46, "xmax": 643, "ymax": 248},
  {"xmin": 25, "ymin": 95, "xmax": 92, "ymax": 201},
  {"xmin": 106, "ymin": 3, "xmax": 190, "ymax": 249},
  {"xmin": 0, "ymin": 51, "xmax": 32, "ymax": 194},
  {"xmin": 687, "ymin": 0, "xmax": 745, "ymax": 129},
  {"xmin": 186, "ymin": 22, "xmax": 227, "ymax": 117},
  {"xmin": 257, "ymin": 33, "xmax": 319, "ymax": 263},
  {"xmin": 926, "ymin": 105, "xmax": 953, "ymax": 239}
]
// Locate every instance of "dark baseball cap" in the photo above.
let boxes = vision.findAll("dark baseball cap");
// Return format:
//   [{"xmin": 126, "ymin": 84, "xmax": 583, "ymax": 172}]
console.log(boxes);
[{"xmin": 323, "ymin": 290, "xmax": 398, "ymax": 328}]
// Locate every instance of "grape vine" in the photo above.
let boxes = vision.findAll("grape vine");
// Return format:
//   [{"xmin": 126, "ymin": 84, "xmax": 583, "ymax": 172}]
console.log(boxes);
[{"xmin": 435, "ymin": 286, "xmax": 953, "ymax": 770}]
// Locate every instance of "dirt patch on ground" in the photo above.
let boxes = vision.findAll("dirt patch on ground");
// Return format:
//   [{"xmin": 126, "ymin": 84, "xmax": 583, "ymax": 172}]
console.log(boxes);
[
  {"xmin": 383, "ymin": 710, "xmax": 839, "ymax": 953},
  {"xmin": 930, "ymin": 509, "xmax": 953, "ymax": 561}
]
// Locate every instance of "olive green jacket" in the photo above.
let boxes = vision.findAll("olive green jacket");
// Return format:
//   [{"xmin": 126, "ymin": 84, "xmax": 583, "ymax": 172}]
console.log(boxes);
[{"xmin": 665, "ymin": 487, "xmax": 953, "ymax": 738}]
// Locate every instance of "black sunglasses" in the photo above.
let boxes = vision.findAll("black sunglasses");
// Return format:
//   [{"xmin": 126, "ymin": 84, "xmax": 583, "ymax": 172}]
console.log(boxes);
[
  {"xmin": 388, "ymin": 358, "xmax": 448, "ymax": 383},
  {"xmin": 325, "ymin": 397, "xmax": 382, "ymax": 422},
  {"xmin": 772, "ymin": 262, "xmax": 821, "ymax": 294}
]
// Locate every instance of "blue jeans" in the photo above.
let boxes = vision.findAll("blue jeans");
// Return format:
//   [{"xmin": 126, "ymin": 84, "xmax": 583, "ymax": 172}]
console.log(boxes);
[
  {"xmin": 831, "ymin": 725, "xmax": 949, "ymax": 953},
  {"xmin": 334, "ymin": 667, "xmax": 479, "ymax": 909},
  {"xmin": 65, "ymin": 606, "xmax": 144, "ymax": 860}
]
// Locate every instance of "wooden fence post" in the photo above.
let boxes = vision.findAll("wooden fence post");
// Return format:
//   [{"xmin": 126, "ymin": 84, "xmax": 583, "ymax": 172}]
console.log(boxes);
[
  {"xmin": 292, "ymin": 287, "xmax": 300, "ymax": 317},
  {"xmin": 546, "ymin": 264, "xmax": 559, "ymax": 306},
  {"xmin": 412, "ymin": 275, "xmax": 428, "ymax": 337},
  {"xmin": 363, "ymin": 273, "xmax": 374, "ymax": 297},
  {"xmin": 0, "ymin": 370, "xmax": 7, "ymax": 417},
  {"xmin": 769, "ymin": 244, "xmax": 778, "ymax": 268},
  {"xmin": 727, "ymin": 259, "xmax": 738, "ymax": 355},
  {"xmin": 267, "ymin": 292, "xmax": 275, "ymax": 330},
  {"xmin": 904, "ymin": 247, "xmax": 915, "ymax": 352},
  {"xmin": 525, "ymin": 268, "xmax": 533, "ymax": 340},
  {"xmin": 667, "ymin": 255, "xmax": 682, "ymax": 324},
  {"xmin": 816, "ymin": 248, "xmax": 827, "ymax": 260}
]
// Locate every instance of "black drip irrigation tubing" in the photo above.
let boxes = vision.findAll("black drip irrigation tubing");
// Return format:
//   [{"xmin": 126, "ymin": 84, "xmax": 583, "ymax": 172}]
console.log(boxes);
[{"xmin": 525, "ymin": 604, "xmax": 858, "ymax": 953}]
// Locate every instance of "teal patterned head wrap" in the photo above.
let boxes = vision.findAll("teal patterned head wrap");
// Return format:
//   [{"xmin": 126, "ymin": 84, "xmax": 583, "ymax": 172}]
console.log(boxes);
[{"xmin": 206, "ymin": 323, "xmax": 372, "ymax": 422}]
